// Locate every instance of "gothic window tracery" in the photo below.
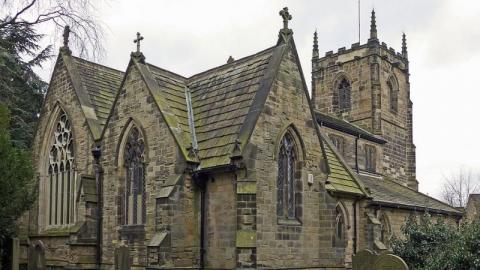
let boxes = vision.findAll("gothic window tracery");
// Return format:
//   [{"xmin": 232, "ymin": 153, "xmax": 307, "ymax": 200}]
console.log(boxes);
[
  {"xmin": 47, "ymin": 110, "xmax": 76, "ymax": 226},
  {"xmin": 123, "ymin": 126, "xmax": 146, "ymax": 225},
  {"xmin": 338, "ymin": 78, "xmax": 351, "ymax": 111},
  {"xmin": 277, "ymin": 132, "xmax": 298, "ymax": 219}
]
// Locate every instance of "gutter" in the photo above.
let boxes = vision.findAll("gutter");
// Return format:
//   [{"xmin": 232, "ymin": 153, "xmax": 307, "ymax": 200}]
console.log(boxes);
[
  {"xmin": 92, "ymin": 146, "xmax": 103, "ymax": 270},
  {"xmin": 353, "ymin": 199, "xmax": 358, "ymax": 254}
]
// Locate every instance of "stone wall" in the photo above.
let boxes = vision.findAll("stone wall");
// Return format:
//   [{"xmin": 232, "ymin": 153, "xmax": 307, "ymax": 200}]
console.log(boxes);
[
  {"xmin": 19, "ymin": 54, "xmax": 97, "ymax": 268},
  {"xmin": 101, "ymin": 63, "xmax": 197, "ymax": 269},
  {"xmin": 358, "ymin": 203, "xmax": 460, "ymax": 252},
  {"xmin": 248, "ymin": 45, "xmax": 342, "ymax": 269},
  {"xmin": 204, "ymin": 172, "xmax": 236, "ymax": 269},
  {"xmin": 320, "ymin": 126, "xmax": 383, "ymax": 175},
  {"xmin": 312, "ymin": 43, "xmax": 416, "ymax": 188}
]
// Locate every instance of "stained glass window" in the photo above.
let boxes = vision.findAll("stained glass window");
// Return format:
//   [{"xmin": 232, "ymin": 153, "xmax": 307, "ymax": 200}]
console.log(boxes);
[
  {"xmin": 124, "ymin": 127, "xmax": 146, "ymax": 225},
  {"xmin": 47, "ymin": 110, "xmax": 76, "ymax": 226},
  {"xmin": 277, "ymin": 133, "xmax": 297, "ymax": 219}
]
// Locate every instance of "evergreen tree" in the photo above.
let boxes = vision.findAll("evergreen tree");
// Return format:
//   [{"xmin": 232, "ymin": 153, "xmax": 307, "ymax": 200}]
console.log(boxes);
[
  {"xmin": 0, "ymin": 104, "xmax": 36, "ymax": 264},
  {"xmin": 0, "ymin": 22, "xmax": 49, "ymax": 148}
]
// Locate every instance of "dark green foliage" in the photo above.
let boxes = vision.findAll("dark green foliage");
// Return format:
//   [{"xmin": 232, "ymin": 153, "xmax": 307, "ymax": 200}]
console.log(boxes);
[
  {"xmin": 392, "ymin": 213, "xmax": 480, "ymax": 270},
  {"xmin": 0, "ymin": 22, "xmax": 49, "ymax": 148},
  {"xmin": 0, "ymin": 104, "xmax": 36, "ymax": 255}
]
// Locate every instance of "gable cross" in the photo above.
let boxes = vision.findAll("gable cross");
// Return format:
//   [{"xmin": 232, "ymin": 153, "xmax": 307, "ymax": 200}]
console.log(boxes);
[
  {"xmin": 63, "ymin": 25, "xmax": 70, "ymax": 48},
  {"xmin": 133, "ymin": 32, "xmax": 144, "ymax": 53},
  {"xmin": 279, "ymin": 7, "xmax": 292, "ymax": 30}
]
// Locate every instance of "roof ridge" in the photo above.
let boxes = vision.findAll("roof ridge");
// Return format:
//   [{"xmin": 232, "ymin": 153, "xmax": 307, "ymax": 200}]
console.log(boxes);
[
  {"xmin": 187, "ymin": 45, "xmax": 277, "ymax": 82},
  {"xmin": 71, "ymin": 56, "xmax": 125, "ymax": 75},
  {"xmin": 145, "ymin": 62, "xmax": 188, "ymax": 81}
]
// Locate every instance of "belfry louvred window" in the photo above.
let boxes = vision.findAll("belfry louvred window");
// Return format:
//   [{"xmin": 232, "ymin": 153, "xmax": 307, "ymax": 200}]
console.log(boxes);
[
  {"xmin": 338, "ymin": 78, "xmax": 351, "ymax": 111},
  {"xmin": 277, "ymin": 133, "xmax": 297, "ymax": 219},
  {"xmin": 47, "ymin": 110, "xmax": 76, "ymax": 226},
  {"xmin": 123, "ymin": 127, "xmax": 146, "ymax": 225}
]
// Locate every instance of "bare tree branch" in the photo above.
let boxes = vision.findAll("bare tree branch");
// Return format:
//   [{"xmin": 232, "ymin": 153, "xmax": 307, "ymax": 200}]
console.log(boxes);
[
  {"xmin": 1, "ymin": 0, "xmax": 105, "ymax": 60},
  {"xmin": 441, "ymin": 169, "xmax": 480, "ymax": 208},
  {"xmin": 0, "ymin": 0, "xmax": 37, "ymax": 28}
]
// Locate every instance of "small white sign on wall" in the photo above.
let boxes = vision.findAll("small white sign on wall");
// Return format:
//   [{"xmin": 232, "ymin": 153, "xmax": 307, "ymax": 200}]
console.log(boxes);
[{"xmin": 308, "ymin": 173, "xmax": 314, "ymax": 185}]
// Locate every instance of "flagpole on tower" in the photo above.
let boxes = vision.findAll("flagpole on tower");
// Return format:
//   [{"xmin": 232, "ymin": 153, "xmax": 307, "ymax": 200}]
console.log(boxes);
[{"xmin": 358, "ymin": 0, "xmax": 361, "ymax": 43}]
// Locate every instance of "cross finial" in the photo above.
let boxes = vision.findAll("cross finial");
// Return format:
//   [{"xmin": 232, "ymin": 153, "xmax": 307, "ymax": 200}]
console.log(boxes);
[
  {"xmin": 279, "ymin": 7, "xmax": 292, "ymax": 30},
  {"xmin": 60, "ymin": 25, "xmax": 72, "ymax": 54},
  {"xmin": 63, "ymin": 25, "xmax": 70, "ymax": 48},
  {"xmin": 134, "ymin": 32, "xmax": 144, "ymax": 53}
]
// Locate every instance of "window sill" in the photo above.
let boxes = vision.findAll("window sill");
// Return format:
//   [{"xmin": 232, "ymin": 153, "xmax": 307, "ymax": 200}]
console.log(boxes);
[
  {"xmin": 119, "ymin": 224, "xmax": 146, "ymax": 242},
  {"xmin": 277, "ymin": 218, "xmax": 302, "ymax": 226}
]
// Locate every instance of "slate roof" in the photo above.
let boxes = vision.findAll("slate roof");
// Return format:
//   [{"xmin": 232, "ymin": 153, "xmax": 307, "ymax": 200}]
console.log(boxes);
[
  {"xmin": 188, "ymin": 47, "xmax": 275, "ymax": 168},
  {"xmin": 71, "ymin": 56, "xmax": 124, "ymax": 129},
  {"xmin": 316, "ymin": 111, "xmax": 386, "ymax": 144},
  {"xmin": 360, "ymin": 175, "xmax": 462, "ymax": 216},
  {"xmin": 322, "ymin": 135, "xmax": 367, "ymax": 196},
  {"xmin": 146, "ymin": 64, "xmax": 190, "ymax": 137}
]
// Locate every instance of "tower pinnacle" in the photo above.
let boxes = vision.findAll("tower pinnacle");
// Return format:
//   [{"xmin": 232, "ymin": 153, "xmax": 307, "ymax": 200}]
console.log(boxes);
[
  {"xmin": 369, "ymin": 9, "xmax": 378, "ymax": 42},
  {"xmin": 402, "ymin": 32, "xmax": 408, "ymax": 59},
  {"xmin": 312, "ymin": 30, "xmax": 319, "ymax": 59}
]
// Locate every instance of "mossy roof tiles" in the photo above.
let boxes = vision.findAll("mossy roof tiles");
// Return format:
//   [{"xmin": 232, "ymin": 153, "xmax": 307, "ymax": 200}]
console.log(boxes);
[
  {"xmin": 71, "ymin": 57, "xmax": 124, "ymax": 129},
  {"xmin": 188, "ymin": 48, "xmax": 273, "ymax": 169},
  {"xmin": 322, "ymin": 135, "xmax": 366, "ymax": 197},
  {"xmin": 360, "ymin": 175, "xmax": 462, "ymax": 215}
]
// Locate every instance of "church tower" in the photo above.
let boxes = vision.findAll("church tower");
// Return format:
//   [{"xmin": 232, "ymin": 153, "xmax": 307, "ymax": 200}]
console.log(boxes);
[{"xmin": 312, "ymin": 10, "xmax": 417, "ymax": 189}]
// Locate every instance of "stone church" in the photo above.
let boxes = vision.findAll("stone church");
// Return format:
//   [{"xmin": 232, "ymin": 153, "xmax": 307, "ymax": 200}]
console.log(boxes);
[{"xmin": 18, "ymin": 7, "xmax": 462, "ymax": 270}]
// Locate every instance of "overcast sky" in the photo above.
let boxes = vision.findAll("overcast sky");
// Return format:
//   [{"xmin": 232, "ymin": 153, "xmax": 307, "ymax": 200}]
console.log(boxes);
[{"xmin": 36, "ymin": 0, "xmax": 480, "ymax": 199}]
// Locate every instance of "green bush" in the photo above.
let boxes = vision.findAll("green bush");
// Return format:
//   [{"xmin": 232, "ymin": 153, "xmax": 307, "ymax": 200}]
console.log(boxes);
[{"xmin": 392, "ymin": 213, "xmax": 480, "ymax": 270}]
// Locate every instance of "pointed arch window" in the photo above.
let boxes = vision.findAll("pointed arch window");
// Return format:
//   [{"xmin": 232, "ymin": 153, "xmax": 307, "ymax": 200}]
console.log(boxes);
[
  {"xmin": 277, "ymin": 132, "xmax": 298, "ymax": 220},
  {"xmin": 379, "ymin": 214, "xmax": 392, "ymax": 247},
  {"xmin": 388, "ymin": 79, "xmax": 398, "ymax": 113},
  {"xmin": 123, "ymin": 126, "xmax": 146, "ymax": 225},
  {"xmin": 334, "ymin": 205, "xmax": 347, "ymax": 247},
  {"xmin": 47, "ymin": 110, "xmax": 76, "ymax": 226},
  {"xmin": 338, "ymin": 78, "xmax": 351, "ymax": 111}
]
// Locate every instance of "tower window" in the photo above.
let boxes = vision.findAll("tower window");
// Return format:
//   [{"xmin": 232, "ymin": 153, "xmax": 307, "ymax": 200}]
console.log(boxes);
[
  {"xmin": 338, "ymin": 78, "xmax": 351, "ymax": 111},
  {"xmin": 388, "ymin": 79, "xmax": 398, "ymax": 113}
]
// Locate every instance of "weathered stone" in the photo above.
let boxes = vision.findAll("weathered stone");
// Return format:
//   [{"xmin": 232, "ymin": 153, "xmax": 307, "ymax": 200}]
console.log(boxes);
[{"xmin": 114, "ymin": 244, "xmax": 130, "ymax": 270}]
